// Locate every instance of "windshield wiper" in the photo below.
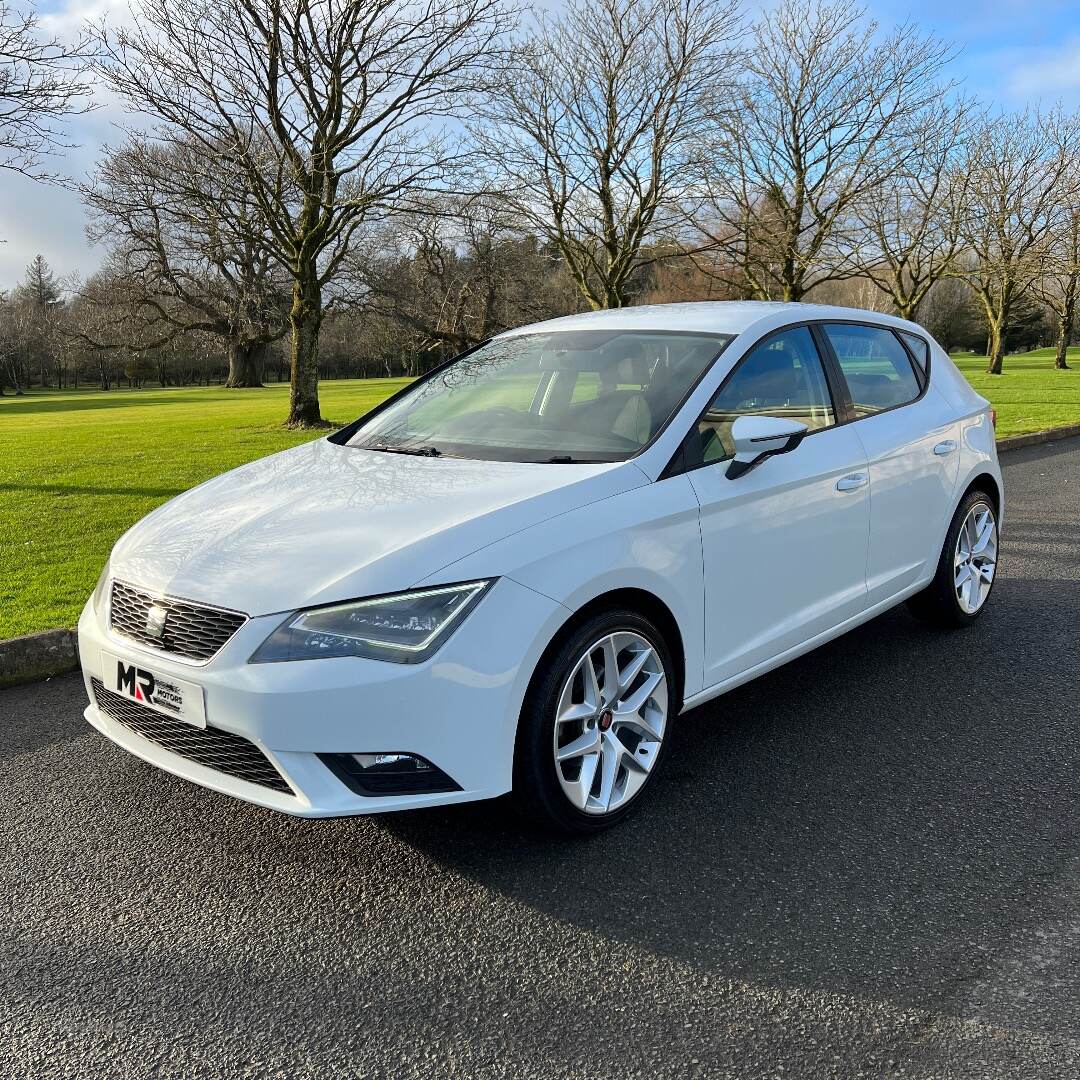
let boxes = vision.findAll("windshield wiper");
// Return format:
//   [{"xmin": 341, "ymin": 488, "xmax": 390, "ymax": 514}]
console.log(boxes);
[
  {"xmin": 540, "ymin": 455, "xmax": 595, "ymax": 464},
  {"xmin": 365, "ymin": 443, "xmax": 442, "ymax": 458}
]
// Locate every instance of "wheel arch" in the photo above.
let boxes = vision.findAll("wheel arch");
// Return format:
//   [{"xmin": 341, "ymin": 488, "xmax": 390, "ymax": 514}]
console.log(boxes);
[
  {"xmin": 962, "ymin": 471, "xmax": 1002, "ymax": 517},
  {"xmin": 522, "ymin": 587, "xmax": 687, "ymax": 723}
]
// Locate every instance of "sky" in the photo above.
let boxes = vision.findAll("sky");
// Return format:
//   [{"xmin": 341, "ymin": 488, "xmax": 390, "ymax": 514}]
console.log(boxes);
[{"xmin": 1, "ymin": 0, "xmax": 1078, "ymax": 292}]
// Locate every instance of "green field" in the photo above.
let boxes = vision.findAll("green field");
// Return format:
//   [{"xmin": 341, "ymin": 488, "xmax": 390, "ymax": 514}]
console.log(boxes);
[
  {"xmin": 0, "ymin": 379, "xmax": 409, "ymax": 640},
  {"xmin": 951, "ymin": 349, "xmax": 1080, "ymax": 436},
  {"xmin": 2, "ymin": 350, "xmax": 1078, "ymax": 639}
]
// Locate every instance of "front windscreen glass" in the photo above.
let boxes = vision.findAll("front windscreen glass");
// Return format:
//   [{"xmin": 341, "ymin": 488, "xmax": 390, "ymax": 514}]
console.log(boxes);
[{"xmin": 346, "ymin": 329, "xmax": 733, "ymax": 463}]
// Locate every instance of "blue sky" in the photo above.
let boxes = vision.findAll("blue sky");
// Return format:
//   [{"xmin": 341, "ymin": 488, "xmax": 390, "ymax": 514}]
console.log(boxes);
[
  {"xmin": 871, "ymin": 0, "xmax": 1080, "ymax": 103},
  {"xmin": 1, "ymin": 0, "xmax": 1078, "ymax": 290}
]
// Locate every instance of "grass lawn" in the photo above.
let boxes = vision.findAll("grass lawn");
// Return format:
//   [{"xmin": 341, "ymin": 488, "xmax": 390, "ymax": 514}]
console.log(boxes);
[
  {"xmin": 2, "ymin": 348, "xmax": 1079, "ymax": 639},
  {"xmin": 950, "ymin": 348, "xmax": 1080, "ymax": 438},
  {"xmin": 0, "ymin": 379, "xmax": 408, "ymax": 640}
]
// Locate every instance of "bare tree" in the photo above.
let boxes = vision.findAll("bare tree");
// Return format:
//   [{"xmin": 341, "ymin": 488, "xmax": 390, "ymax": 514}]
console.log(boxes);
[
  {"xmin": 353, "ymin": 196, "xmax": 571, "ymax": 352},
  {"xmin": 0, "ymin": 1, "xmax": 94, "ymax": 181},
  {"xmin": 67, "ymin": 269, "xmax": 139, "ymax": 390},
  {"xmin": 956, "ymin": 109, "xmax": 1078, "ymax": 375},
  {"xmin": 855, "ymin": 98, "xmax": 976, "ymax": 320},
  {"xmin": 95, "ymin": 0, "xmax": 510, "ymax": 426},
  {"xmin": 698, "ymin": 0, "xmax": 953, "ymax": 301},
  {"xmin": 0, "ymin": 290, "xmax": 22, "ymax": 393},
  {"xmin": 82, "ymin": 134, "xmax": 289, "ymax": 387},
  {"xmin": 471, "ymin": 0, "xmax": 741, "ymax": 311},
  {"xmin": 1030, "ymin": 192, "xmax": 1080, "ymax": 371},
  {"xmin": 67, "ymin": 268, "xmax": 219, "ymax": 389},
  {"xmin": 918, "ymin": 275, "xmax": 983, "ymax": 354}
]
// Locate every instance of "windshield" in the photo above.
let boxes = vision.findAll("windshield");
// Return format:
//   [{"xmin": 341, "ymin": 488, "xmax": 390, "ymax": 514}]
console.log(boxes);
[{"xmin": 346, "ymin": 329, "xmax": 733, "ymax": 463}]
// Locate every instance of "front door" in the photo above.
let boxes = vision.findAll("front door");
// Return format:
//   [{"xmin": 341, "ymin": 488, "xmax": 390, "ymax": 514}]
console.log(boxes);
[{"xmin": 683, "ymin": 325, "xmax": 871, "ymax": 689}]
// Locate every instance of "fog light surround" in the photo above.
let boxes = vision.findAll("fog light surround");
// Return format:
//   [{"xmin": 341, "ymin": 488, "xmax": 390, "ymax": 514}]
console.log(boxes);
[{"xmin": 319, "ymin": 751, "xmax": 461, "ymax": 796}]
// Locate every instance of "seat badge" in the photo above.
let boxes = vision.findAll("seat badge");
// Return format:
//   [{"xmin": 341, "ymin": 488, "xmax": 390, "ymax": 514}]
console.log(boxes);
[{"xmin": 145, "ymin": 604, "xmax": 168, "ymax": 639}]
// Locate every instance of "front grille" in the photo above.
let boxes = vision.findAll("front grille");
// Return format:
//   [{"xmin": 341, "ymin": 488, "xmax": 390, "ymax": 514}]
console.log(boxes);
[
  {"xmin": 91, "ymin": 678, "xmax": 291, "ymax": 795},
  {"xmin": 109, "ymin": 580, "xmax": 247, "ymax": 662}
]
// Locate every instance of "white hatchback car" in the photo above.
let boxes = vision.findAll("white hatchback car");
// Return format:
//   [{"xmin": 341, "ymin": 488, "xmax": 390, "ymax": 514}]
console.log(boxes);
[{"xmin": 79, "ymin": 302, "xmax": 1002, "ymax": 832}]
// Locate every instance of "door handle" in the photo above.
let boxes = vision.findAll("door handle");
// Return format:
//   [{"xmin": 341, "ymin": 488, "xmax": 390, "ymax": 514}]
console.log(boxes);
[
  {"xmin": 934, "ymin": 440, "xmax": 958, "ymax": 456},
  {"xmin": 836, "ymin": 472, "xmax": 868, "ymax": 492}
]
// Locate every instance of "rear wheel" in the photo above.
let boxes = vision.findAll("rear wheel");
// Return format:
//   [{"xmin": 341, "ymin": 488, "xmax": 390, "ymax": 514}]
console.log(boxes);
[
  {"xmin": 513, "ymin": 609, "xmax": 675, "ymax": 834},
  {"xmin": 908, "ymin": 489, "xmax": 999, "ymax": 627}
]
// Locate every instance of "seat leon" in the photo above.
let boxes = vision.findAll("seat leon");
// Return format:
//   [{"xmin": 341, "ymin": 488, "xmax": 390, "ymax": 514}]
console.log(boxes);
[{"xmin": 78, "ymin": 302, "xmax": 1003, "ymax": 832}]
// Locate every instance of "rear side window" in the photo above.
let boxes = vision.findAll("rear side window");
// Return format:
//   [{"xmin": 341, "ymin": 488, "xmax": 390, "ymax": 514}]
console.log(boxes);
[
  {"xmin": 822, "ymin": 324, "xmax": 922, "ymax": 417},
  {"xmin": 897, "ymin": 331, "xmax": 930, "ymax": 382}
]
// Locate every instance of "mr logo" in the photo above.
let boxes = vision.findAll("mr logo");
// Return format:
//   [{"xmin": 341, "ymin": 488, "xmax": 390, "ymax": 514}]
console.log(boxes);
[{"xmin": 117, "ymin": 660, "xmax": 156, "ymax": 703}]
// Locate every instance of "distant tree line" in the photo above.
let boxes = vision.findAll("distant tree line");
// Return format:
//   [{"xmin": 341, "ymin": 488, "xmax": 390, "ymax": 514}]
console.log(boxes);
[{"xmin": 1, "ymin": 0, "xmax": 1079, "ymax": 406}]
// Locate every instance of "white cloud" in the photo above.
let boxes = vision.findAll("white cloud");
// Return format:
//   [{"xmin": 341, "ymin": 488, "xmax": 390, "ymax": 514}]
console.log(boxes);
[
  {"xmin": 0, "ymin": 174, "xmax": 103, "ymax": 288},
  {"xmin": 1006, "ymin": 39, "xmax": 1080, "ymax": 99},
  {"xmin": 37, "ymin": 0, "xmax": 132, "ymax": 39},
  {"xmin": 0, "ymin": 2, "xmax": 137, "ymax": 288}
]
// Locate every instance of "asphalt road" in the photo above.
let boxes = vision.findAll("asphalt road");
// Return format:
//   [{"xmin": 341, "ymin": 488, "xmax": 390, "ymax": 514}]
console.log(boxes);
[{"xmin": 3, "ymin": 440, "xmax": 1080, "ymax": 1079}]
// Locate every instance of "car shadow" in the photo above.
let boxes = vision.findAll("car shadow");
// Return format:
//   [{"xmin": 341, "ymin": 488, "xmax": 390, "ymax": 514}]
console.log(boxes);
[{"xmin": 379, "ymin": 569, "xmax": 1080, "ymax": 1029}]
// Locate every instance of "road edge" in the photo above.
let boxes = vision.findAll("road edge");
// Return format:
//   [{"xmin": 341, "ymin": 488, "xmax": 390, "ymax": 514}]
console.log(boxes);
[
  {"xmin": 0, "ymin": 629, "xmax": 80, "ymax": 690},
  {"xmin": 994, "ymin": 421, "xmax": 1080, "ymax": 453},
  {"xmin": 2, "ymin": 425, "xmax": 1079, "ymax": 691}
]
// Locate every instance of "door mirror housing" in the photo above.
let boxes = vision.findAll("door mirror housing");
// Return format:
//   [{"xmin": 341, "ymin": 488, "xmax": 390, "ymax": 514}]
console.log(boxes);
[{"xmin": 726, "ymin": 415, "xmax": 809, "ymax": 480}]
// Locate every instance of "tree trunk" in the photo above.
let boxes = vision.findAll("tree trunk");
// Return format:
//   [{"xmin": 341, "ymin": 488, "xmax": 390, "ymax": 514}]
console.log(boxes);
[
  {"xmin": 603, "ymin": 277, "xmax": 628, "ymax": 309},
  {"xmin": 1054, "ymin": 322, "xmax": 1070, "ymax": 370},
  {"xmin": 895, "ymin": 296, "xmax": 918, "ymax": 322},
  {"xmin": 287, "ymin": 271, "xmax": 324, "ymax": 426},
  {"xmin": 985, "ymin": 320, "xmax": 1005, "ymax": 375},
  {"xmin": 225, "ymin": 339, "xmax": 266, "ymax": 388},
  {"xmin": 1054, "ymin": 300, "xmax": 1074, "ymax": 369},
  {"xmin": 780, "ymin": 275, "xmax": 804, "ymax": 303}
]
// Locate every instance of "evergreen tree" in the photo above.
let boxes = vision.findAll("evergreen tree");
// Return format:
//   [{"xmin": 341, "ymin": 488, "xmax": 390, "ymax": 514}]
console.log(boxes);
[{"xmin": 16, "ymin": 254, "xmax": 60, "ymax": 308}]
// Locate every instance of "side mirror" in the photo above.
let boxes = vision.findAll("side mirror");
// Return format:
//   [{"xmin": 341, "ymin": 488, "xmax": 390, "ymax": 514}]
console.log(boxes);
[{"xmin": 726, "ymin": 415, "xmax": 808, "ymax": 479}]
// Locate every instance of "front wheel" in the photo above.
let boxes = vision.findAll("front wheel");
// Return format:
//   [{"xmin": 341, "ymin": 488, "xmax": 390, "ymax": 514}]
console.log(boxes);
[
  {"xmin": 908, "ymin": 489, "xmax": 999, "ymax": 627},
  {"xmin": 513, "ymin": 609, "xmax": 675, "ymax": 834}
]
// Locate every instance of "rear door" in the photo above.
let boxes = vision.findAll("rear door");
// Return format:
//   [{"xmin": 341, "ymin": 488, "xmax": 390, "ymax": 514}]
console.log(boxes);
[
  {"xmin": 682, "ymin": 325, "xmax": 871, "ymax": 689},
  {"xmin": 819, "ymin": 323, "xmax": 961, "ymax": 606}
]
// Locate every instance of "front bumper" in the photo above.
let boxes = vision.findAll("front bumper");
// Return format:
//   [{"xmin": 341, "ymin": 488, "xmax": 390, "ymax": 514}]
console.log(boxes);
[{"xmin": 78, "ymin": 576, "xmax": 569, "ymax": 817}]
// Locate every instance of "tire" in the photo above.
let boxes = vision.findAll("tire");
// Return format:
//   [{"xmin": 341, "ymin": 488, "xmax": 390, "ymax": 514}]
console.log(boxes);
[
  {"xmin": 512, "ymin": 608, "xmax": 677, "ymax": 834},
  {"xmin": 908, "ymin": 488, "xmax": 999, "ymax": 628}
]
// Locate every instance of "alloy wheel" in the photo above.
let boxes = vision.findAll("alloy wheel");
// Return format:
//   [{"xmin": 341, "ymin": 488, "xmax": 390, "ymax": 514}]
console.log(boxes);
[
  {"xmin": 954, "ymin": 502, "xmax": 997, "ymax": 614},
  {"xmin": 552, "ymin": 630, "xmax": 668, "ymax": 815}
]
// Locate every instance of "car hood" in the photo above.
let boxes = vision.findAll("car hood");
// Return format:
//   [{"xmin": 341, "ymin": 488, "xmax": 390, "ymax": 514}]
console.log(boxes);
[{"xmin": 108, "ymin": 438, "xmax": 647, "ymax": 615}]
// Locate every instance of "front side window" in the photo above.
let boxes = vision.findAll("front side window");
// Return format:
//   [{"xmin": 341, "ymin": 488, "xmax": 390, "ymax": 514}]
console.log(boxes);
[
  {"xmin": 346, "ymin": 330, "xmax": 732, "ymax": 463},
  {"xmin": 688, "ymin": 326, "xmax": 836, "ymax": 466},
  {"xmin": 823, "ymin": 324, "xmax": 922, "ymax": 416}
]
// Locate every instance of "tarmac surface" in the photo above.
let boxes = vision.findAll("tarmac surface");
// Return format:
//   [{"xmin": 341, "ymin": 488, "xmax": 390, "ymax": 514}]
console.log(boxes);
[{"xmin": 3, "ymin": 438, "xmax": 1079, "ymax": 1078}]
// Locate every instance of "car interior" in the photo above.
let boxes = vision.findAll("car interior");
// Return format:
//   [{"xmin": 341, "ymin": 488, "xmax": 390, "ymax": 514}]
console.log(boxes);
[
  {"xmin": 413, "ymin": 333, "xmax": 730, "ymax": 457},
  {"xmin": 690, "ymin": 328, "xmax": 836, "ymax": 466}
]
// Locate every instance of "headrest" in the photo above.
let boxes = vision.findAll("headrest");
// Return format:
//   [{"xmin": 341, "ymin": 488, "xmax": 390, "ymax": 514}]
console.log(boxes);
[
  {"xmin": 616, "ymin": 352, "xmax": 651, "ymax": 385},
  {"xmin": 754, "ymin": 344, "xmax": 797, "ymax": 375}
]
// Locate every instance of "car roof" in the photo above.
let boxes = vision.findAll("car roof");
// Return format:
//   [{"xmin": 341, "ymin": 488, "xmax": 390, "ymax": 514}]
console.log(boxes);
[{"xmin": 498, "ymin": 301, "xmax": 925, "ymax": 341}]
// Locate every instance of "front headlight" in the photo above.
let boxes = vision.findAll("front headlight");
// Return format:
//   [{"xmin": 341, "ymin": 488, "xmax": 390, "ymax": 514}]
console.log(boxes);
[{"xmin": 248, "ymin": 580, "xmax": 494, "ymax": 664}]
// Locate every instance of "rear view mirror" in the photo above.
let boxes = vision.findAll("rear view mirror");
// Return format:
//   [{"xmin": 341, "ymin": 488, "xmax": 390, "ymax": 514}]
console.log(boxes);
[{"xmin": 726, "ymin": 415, "xmax": 808, "ymax": 479}]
